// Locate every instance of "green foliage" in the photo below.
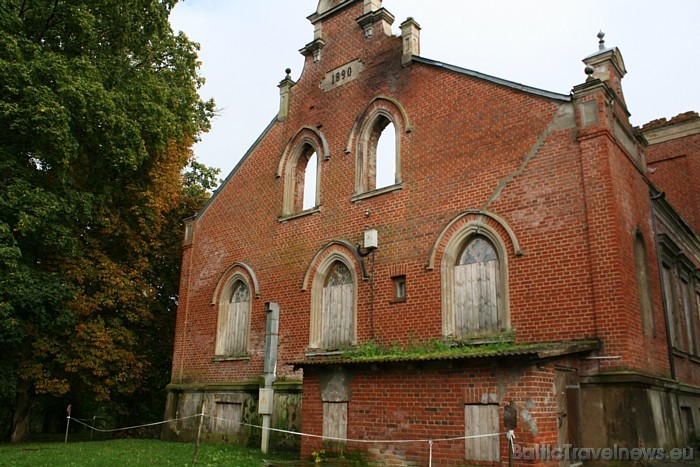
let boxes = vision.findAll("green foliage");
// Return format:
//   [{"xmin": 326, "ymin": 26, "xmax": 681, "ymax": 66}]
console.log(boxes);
[
  {"xmin": 0, "ymin": 0, "xmax": 215, "ymax": 439},
  {"xmin": 343, "ymin": 337, "xmax": 535, "ymax": 362},
  {"xmin": 312, "ymin": 449, "xmax": 327, "ymax": 463}
]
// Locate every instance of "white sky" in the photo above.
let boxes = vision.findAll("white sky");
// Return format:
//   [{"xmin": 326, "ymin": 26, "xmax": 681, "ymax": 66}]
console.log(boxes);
[{"xmin": 170, "ymin": 0, "xmax": 700, "ymax": 180}]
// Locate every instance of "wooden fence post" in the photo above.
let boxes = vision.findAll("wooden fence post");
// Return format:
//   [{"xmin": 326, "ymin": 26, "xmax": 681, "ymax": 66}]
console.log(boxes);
[{"xmin": 192, "ymin": 401, "xmax": 206, "ymax": 464}]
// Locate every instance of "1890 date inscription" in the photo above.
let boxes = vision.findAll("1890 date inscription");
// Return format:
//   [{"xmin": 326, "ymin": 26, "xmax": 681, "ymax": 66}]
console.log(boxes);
[
  {"xmin": 331, "ymin": 66, "xmax": 352, "ymax": 84},
  {"xmin": 321, "ymin": 59, "xmax": 364, "ymax": 91}
]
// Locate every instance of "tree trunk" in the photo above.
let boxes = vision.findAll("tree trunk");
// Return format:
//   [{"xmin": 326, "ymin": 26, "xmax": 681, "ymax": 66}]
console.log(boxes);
[
  {"xmin": 10, "ymin": 389, "xmax": 33, "ymax": 443},
  {"xmin": 1, "ymin": 405, "xmax": 14, "ymax": 441}
]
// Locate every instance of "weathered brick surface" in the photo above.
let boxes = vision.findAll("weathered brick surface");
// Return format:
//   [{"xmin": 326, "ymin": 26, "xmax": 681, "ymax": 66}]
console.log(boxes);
[
  {"xmin": 640, "ymin": 113, "xmax": 700, "ymax": 386},
  {"xmin": 644, "ymin": 114, "xmax": 700, "ymax": 234},
  {"xmin": 169, "ymin": 1, "xmax": 700, "ymax": 463},
  {"xmin": 301, "ymin": 361, "xmax": 562, "ymax": 465}
]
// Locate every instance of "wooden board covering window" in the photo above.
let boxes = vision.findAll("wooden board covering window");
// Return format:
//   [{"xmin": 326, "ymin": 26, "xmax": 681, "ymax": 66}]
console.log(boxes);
[
  {"xmin": 321, "ymin": 283, "xmax": 353, "ymax": 349},
  {"xmin": 216, "ymin": 282, "xmax": 249, "ymax": 356},
  {"xmin": 214, "ymin": 402, "xmax": 242, "ymax": 434},
  {"xmin": 454, "ymin": 261, "xmax": 499, "ymax": 336},
  {"xmin": 465, "ymin": 404, "xmax": 500, "ymax": 462},
  {"xmin": 323, "ymin": 402, "xmax": 347, "ymax": 448}
]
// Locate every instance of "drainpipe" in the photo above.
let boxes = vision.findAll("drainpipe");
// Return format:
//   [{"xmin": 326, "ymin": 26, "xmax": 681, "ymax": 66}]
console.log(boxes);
[{"xmin": 260, "ymin": 302, "xmax": 279, "ymax": 454}]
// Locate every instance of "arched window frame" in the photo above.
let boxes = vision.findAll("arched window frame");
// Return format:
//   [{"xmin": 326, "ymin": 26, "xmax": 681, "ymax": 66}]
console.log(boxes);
[
  {"xmin": 440, "ymin": 222, "xmax": 510, "ymax": 340},
  {"xmin": 211, "ymin": 263, "xmax": 259, "ymax": 360},
  {"xmin": 308, "ymin": 249, "xmax": 360, "ymax": 350},
  {"xmin": 356, "ymin": 111, "xmax": 399, "ymax": 193},
  {"xmin": 349, "ymin": 97, "xmax": 411, "ymax": 201},
  {"xmin": 633, "ymin": 230, "xmax": 655, "ymax": 337},
  {"xmin": 278, "ymin": 127, "xmax": 328, "ymax": 219},
  {"xmin": 215, "ymin": 274, "xmax": 253, "ymax": 358}
]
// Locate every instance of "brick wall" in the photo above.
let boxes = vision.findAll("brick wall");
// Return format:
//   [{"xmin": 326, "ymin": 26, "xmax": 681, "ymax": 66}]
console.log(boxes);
[
  {"xmin": 170, "ymin": 0, "xmax": 674, "ymax": 386},
  {"xmin": 301, "ymin": 361, "xmax": 562, "ymax": 465},
  {"xmin": 643, "ymin": 113, "xmax": 700, "ymax": 234},
  {"xmin": 167, "ymin": 0, "xmax": 699, "ymax": 459},
  {"xmin": 640, "ymin": 113, "xmax": 700, "ymax": 387}
]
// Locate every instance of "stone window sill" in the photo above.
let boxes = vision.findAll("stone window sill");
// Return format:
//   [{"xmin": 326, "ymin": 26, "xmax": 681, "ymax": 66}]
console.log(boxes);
[
  {"xmin": 212, "ymin": 355, "xmax": 251, "ymax": 362},
  {"xmin": 278, "ymin": 206, "xmax": 322, "ymax": 223},
  {"xmin": 351, "ymin": 183, "xmax": 403, "ymax": 203}
]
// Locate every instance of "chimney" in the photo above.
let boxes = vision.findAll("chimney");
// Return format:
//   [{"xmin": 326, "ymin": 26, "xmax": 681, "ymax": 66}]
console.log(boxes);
[
  {"xmin": 363, "ymin": 0, "xmax": 381, "ymax": 14},
  {"xmin": 581, "ymin": 31, "xmax": 627, "ymax": 101},
  {"xmin": 400, "ymin": 17, "xmax": 421, "ymax": 66},
  {"xmin": 356, "ymin": 0, "xmax": 393, "ymax": 38},
  {"xmin": 277, "ymin": 69, "xmax": 294, "ymax": 122}
]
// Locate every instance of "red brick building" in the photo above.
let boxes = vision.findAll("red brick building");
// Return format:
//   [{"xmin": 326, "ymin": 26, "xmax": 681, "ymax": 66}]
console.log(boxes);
[{"xmin": 163, "ymin": 1, "xmax": 700, "ymax": 464}]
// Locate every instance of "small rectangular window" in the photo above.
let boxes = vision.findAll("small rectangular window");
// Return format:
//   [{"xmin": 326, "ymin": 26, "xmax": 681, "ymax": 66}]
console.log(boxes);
[
  {"xmin": 392, "ymin": 275, "xmax": 406, "ymax": 302},
  {"xmin": 183, "ymin": 219, "xmax": 194, "ymax": 246},
  {"xmin": 214, "ymin": 402, "xmax": 242, "ymax": 434}
]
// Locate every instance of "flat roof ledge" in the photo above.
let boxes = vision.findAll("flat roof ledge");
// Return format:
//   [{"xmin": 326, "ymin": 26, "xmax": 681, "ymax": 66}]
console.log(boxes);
[{"xmin": 290, "ymin": 339, "xmax": 599, "ymax": 369}]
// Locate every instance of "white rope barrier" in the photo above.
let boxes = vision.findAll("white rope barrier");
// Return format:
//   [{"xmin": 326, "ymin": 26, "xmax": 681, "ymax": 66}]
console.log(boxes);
[
  {"xmin": 70, "ymin": 412, "xmax": 505, "ymax": 443},
  {"xmin": 69, "ymin": 414, "xmax": 200, "ymax": 433},
  {"xmin": 67, "ymin": 413, "xmax": 513, "ymax": 464},
  {"xmin": 70, "ymin": 412, "xmax": 504, "ymax": 444}
]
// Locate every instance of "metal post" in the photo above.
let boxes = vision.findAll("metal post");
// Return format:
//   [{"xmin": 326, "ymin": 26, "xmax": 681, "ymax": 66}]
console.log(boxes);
[
  {"xmin": 261, "ymin": 414, "xmax": 271, "ymax": 454},
  {"xmin": 509, "ymin": 440, "xmax": 514, "ymax": 467},
  {"xmin": 508, "ymin": 430, "xmax": 515, "ymax": 467},
  {"xmin": 64, "ymin": 405, "xmax": 71, "ymax": 443},
  {"xmin": 260, "ymin": 302, "xmax": 279, "ymax": 454},
  {"xmin": 428, "ymin": 439, "xmax": 433, "ymax": 467}
]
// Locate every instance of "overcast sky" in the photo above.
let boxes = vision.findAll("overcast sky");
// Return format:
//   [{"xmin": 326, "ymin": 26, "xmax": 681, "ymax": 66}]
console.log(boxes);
[{"xmin": 170, "ymin": 0, "xmax": 700, "ymax": 180}]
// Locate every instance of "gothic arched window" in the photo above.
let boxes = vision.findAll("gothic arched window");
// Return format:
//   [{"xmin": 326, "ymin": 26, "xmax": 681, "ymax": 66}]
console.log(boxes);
[
  {"xmin": 453, "ymin": 237, "xmax": 502, "ymax": 337},
  {"xmin": 320, "ymin": 261, "xmax": 354, "ymax": 349},
  {"xmin": 215, "ymin": 279, "xmax": 251, "ymax": 356}
]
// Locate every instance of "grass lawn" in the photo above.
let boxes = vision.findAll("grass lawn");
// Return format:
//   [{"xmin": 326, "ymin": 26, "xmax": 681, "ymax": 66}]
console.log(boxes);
[{"xmin": 0, "ymin": 438, "xmax": 301, "ymax": 466}]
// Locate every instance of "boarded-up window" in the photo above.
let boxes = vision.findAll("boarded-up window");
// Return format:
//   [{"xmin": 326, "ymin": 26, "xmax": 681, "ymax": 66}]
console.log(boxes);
[
  {"xmin": 681, "ymin": 278, "xmax": 697, "ymax": 354},
  {"xmin": 634, "ymin": 234, "xmax": 655, "ymax": 336},
  {"xmin": 214, "ymin": 402, "xmax": 242, "ymax": 434},
  {"xmin": 662, "ymin": 264, "xmax": 682, "ymax": 349},
  {"xmin": 321, "ymin": 262, "xmax": 354, "ymax": 349},
  {"xmin": 323, "ymin": 402, "xmax": 347, "ymax": 448},
  {"xmin": 216, "ymin": 280, "xmax": 250, "ymax": 356},
  {"xmin": 697, "ymin": 292, "xmax": 700, "ymax": 346},
  {"xmin": 454, "ymin": 237, "xmax": 501, "ymax": 337},
  {"xmin": 680, "ymin": 406, "xmax": 694, "ymax": 444},
  {"xmin": 465, "ymin": 404, "xmax": 500, "ymax": 462}
]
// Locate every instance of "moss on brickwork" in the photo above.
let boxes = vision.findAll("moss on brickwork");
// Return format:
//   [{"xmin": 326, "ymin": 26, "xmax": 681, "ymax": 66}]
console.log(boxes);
[{"xmin": 346, "ymin": 337, "xmax": 520, "ymax": 360}]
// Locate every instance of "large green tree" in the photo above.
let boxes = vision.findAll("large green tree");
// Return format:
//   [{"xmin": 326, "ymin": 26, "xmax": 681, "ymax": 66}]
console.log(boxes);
[{"xmin": 0, "ymin": 0, "xmax": 215, "ymax": 441}]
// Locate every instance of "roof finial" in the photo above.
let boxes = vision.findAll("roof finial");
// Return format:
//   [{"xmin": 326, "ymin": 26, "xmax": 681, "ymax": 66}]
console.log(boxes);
[
  {"xmin": 285, "ymin": 68, "xmax": 292, "ymax": 79},
  {"xmin": 597, "ymin": 30, "xmax": 606, "ymax": 51}
]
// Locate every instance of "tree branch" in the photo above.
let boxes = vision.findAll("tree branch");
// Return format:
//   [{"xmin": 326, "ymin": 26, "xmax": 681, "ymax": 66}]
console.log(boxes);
[{"xmin": 34, "ymin": 0, "xmax": 60, "ymax": 43}]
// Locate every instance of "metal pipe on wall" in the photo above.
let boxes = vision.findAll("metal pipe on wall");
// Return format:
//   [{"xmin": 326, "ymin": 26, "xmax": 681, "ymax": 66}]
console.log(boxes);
[{"xmin": 260, "ymin": 302, "xmax": 280, "ymax": 454}]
